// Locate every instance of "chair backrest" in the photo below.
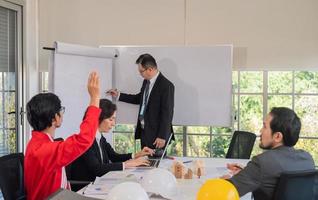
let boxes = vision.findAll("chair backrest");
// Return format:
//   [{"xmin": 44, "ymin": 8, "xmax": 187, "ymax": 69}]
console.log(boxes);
[
  {"xmin": 0, "ymin": 153, "xmax": 26, "ymax": 200},
  {"xmin": 226, "ymin": 131, "xmax": 256, "ymax": 159},
  {"xmin": 272, "ymin": 169, "xmax": 318, "ymax": 200}
]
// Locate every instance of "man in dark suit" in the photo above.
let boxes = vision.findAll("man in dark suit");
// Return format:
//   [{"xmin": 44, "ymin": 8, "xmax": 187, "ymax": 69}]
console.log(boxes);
[
  {"xmin": 107, "ymin": 53, "xmax": 175, "ymax": 149},
  {"xmin": 222, "ymin": 107, "xmax": 315, "ymax": 200}
]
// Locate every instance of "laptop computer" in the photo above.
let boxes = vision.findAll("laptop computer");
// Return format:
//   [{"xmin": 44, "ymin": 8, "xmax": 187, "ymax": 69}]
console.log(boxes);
[{"xmin": 147, "ymin": 133, "xmax": 173, "ymax": 168}]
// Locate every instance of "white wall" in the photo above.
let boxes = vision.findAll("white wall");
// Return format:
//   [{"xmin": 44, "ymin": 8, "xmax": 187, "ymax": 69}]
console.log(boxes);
[{"xmin": 37, "ymin": 0, "xmax": 318, "ymax": 70}]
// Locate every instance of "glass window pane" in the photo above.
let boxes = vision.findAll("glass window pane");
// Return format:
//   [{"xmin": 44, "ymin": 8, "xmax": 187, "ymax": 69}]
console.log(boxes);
[
  {"xmin": 0, "ymin": 129, "xmax": 8, "ymax": 156},
  {"xmin": 187, "ymin": 135, "xmax": 210, "ymax": 157},
  {"xmin": 268, "ymin": 95, "xmax": 292, "ymax": 111},
  {"xmin": 0, "ymin": 129, "xmax": 16, "ymax": 156},
  {"xmin": 295, "ymin": 71, "xmax": 318, "ymax": 94},
  {"xmin": 212, "ymin": 127, "xmax": 232, "ymax": 135},
  {"xmin": 239, "ymin": 71, "xmax": 263, "ymax": 93},
  {"xmin": 167, "ymin": 134, "xmax": 183, "ymax": 157},
  {"xmin": 173, "ymin": 126, "xmax": 183, "ymax": 134},
  {"xmin": 295, "ymin": 96, "xmax": 318, "ymax": 137},
  {"xmin": 211, "ymin": 135, "xmax": 231, "ymax": 158},
  {"xmin": 7, "ymin": 129, "xmax": 16, "ymax": 154},
  {"xmin": 232, "ymin": 71, "xmax": 238, "ymax": 93},
  {"xmin": 5, "ymin": 92, "xmax": 15, "ymax": 129},
  {"xmin": 268, "ymin": 71, "xmax": 292, "ymax": 93},
  {"xmin": 239, "ymin": 95, "xmax": 263, "ymax": 134},
  {"xmin": 114, "ymin": 124, "xmax": 134, "ymax": 132},
  {"xmin": 114, "ymin": 132, "xmax": 135, "ymax": 154},
  {"xmin": 187, "ymin": 126, "xmax": 210, "ymax": 134},
  {"xmin": 294, "ymin": 139, "xmax": 318, "ymax": 165}
]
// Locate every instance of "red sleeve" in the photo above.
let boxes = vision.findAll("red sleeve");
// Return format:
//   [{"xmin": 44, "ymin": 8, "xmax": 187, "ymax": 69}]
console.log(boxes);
[{"xmin": 38, "ymin": 106, "xmax": 101, "ymax": 169}]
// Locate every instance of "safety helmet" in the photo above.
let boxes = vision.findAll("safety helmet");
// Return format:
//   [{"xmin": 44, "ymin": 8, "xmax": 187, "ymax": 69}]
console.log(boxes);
[
  {"xmin": 140, "ymin": 168, "xmax": 178, "ymax": 199},
  {"xmin": 107, "ymin": 181, "xmax": 149, "ymax": 200},
  {"xmin": 197, "ymin": 178, "xmax": 239, "ymax": 200}
]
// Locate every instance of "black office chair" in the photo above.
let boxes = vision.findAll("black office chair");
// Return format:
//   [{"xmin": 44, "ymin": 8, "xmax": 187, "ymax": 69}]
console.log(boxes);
[
  {"xmin": 226, "ymin": 131, "xmax": 256, "ymax": 159},
  {"xmin": 0, "ymin": 153, "xmax": 26, "ymax": 200},
  {"xmin": 272, "ymin": 169, "xmax": 318, "ymax": 200}
]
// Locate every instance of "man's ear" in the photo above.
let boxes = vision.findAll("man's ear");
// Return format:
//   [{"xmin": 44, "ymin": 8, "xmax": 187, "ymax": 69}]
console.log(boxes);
[
  {"xmin": 51, "ymin": 113, "xmax": 59, "ymax": 127},
  {"xmin": 273, "ymin": 132, "xmax": 284, "ymax": 143}
]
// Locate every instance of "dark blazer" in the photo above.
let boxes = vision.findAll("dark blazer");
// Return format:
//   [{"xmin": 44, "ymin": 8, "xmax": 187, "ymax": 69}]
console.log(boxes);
[
  {"xmin": 69, "ymin": 136, "xmax": 132, "ymax": 183},
  {"xmin": 229, "ymin": 146, "xmax": 315, "ymax": 200},
  {"xmin": 119, "ymin": 72, "xmax": 175, "ymax": 148}
]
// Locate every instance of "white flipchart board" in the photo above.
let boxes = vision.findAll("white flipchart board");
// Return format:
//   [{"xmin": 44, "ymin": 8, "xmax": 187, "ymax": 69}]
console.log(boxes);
[
  {"xmin": 49, "ymin": 42, "xmax": 115, "ymax": 140},
  {"xmin": 102, "ymin": 46, "xmax": 233, "ymax": 126}
]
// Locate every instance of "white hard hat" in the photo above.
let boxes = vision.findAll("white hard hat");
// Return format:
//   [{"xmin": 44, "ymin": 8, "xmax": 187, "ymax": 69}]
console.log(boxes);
[
  {"xmin": 140, "ymin": 168, "xmax": 178, "ymax": 199},
  {"xmin": 107, "ymin": 182, "xmax": 149, "ymax": 200}
]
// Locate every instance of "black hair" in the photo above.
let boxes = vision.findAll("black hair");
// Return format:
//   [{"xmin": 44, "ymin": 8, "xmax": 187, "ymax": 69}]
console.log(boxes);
[
  {"xmin": 26, "ymin": 93, "xmax": 62, "ymax": 131},
  {"xmin": 269, "ymin": 107, "xmax": 301, "ymax": 147},
  {"xmin": 98, "ymin": 99, "xmax": 117, "ymax": 124},
  {"xmin": 135, "ymin": 53, "xmax": 157, "ymax": 69},
  {"xmin": 83, "ymin": 99, "xmax": 117, "ymax": 125}
]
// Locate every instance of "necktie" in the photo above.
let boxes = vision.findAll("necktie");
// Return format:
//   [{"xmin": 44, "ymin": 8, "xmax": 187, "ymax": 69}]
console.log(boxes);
[{"xmin": 139, "ymin": 80, "xmax": 150, "ymax": 120}]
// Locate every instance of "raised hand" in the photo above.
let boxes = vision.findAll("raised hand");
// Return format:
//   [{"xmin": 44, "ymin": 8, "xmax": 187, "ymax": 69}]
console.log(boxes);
[{"xmin": 87, "ymin": 71, "xmax": 100, "ymax": 107}]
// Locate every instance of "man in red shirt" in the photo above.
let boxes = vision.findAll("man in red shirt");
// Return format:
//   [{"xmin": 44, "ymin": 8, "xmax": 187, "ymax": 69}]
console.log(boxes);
[{"xmin": 24, "ymin": 72, "xmax": 101, "ymax": 200}]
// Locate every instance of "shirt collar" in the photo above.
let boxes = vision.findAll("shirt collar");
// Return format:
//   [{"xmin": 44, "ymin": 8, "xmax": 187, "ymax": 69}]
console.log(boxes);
[
  {"xmin": 95, "ymin": 130, "xmax": 102, "ymax": 143},
  {"xmin": 149, "ymin": 71, "xmax": 160, "ymax": 85},
  {"xmin": 31, "ymin": 131, "xmax": 54, "ymax": 142}
]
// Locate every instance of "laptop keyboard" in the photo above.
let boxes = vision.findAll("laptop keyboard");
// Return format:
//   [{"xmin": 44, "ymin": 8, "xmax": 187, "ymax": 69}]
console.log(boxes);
[{"xmin": 148, "ymin": 159, "xmax": 159, "ymax": 167}]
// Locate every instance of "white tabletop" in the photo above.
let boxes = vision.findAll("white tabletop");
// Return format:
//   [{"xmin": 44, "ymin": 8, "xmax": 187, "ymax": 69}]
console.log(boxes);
[{"xmin": 78, "ymin": 157, "xmax": 251, "ymax": 200}]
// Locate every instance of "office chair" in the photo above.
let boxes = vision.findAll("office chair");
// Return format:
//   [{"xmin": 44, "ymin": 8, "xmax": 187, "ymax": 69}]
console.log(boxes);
[
  {"xmin": 226, "ymin": 131, "xmax": 256, "ymax": 159},
  {"xmin": 272, "ymin": 169, "xmax": 318, "ymax": 200},
  {"xmin": 0, "ymin": 153, "xmax": 26, "ymax": 200}
]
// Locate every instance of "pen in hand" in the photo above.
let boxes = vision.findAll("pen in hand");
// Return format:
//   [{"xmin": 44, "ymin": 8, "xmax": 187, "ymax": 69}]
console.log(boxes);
[{"xmin": 106, "ymin": 89, "xmax": 118, "ymax": 97}]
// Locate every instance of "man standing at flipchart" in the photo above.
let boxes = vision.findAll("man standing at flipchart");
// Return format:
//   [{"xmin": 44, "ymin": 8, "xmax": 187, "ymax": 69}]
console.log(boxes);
[{"xmin": 107, "ymin": 53, "xmax": 175, "ymax": 150}]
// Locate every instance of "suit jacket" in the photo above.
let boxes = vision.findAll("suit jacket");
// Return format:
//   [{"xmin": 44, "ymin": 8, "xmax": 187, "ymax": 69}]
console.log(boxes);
[
  {"xmin": 229, "ymin": 146, "xmax": 315, "ymax": 200},
  {"xmin": 69, "ymin": 136, "xmax": 132, "ymax": 183},
  {"xmin": 119, "ymin": 72, "xmax": 175, "ymax": 148}
]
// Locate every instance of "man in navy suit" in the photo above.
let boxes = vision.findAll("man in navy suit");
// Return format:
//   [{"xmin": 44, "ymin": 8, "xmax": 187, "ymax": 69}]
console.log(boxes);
[{"xmin": 107, "ymin": 53, "xmax": 175, "ymax": 149}]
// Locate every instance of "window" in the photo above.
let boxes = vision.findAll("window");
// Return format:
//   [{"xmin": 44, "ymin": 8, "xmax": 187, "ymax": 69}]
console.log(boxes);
[
  {"xmin": 113, "ymin": 125, "xmax": 232, "ymax": 158},
  {"xmin": 0, "ymin": 2, "xmax": 23, "ymax": 156},
  {"xmin": 234, "ymin": 71, "xmax": 318, "ymax": 163}
]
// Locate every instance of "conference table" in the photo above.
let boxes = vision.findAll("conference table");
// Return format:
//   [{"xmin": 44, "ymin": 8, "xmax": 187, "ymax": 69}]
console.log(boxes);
[{"xmin": 79, "ymin": 157, "xmax": 251, "ymax": 200}]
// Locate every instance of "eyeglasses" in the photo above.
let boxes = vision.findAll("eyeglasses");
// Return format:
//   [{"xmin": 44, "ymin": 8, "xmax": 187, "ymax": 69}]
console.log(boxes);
[
  {"xmin": 59, "ymin": 106, "xmax": 65, "ymax": 114},
  {"xmin": 139, "ymin": 68, "xmax": 147, "ymax": 74}
]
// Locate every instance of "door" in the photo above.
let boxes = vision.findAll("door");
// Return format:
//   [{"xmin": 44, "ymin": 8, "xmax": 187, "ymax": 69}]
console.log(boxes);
[{"xmin": 0, "ymin": 0, "xmax": 23, "ymax": 156}]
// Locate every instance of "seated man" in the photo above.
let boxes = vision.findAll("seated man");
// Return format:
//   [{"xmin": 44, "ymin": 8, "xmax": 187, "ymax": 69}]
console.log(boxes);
[
  {"xmin": 24, "ymin": 72, "xmax": 101, "ymax": 200},
  {"xmin": 223, "ymin": 107, "xmax": 315, "ymax": 200},
  {"xmin": 69, "ymin": 99, "xmax": 153, "ymax": 191}
]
